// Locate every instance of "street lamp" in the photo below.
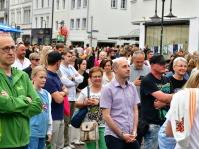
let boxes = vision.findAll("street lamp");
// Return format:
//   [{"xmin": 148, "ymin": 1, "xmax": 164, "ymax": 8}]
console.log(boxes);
[
  {"xmin": 150, "ymin": 0, "xmax": 177, "ymax": 55},
  {"xmin": 11, "ymin": 22, "xmax": 17, "ymax": 42}
]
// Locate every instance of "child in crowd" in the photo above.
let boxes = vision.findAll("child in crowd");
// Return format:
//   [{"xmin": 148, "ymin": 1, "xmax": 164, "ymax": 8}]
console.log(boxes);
[{"xmin": 29, "ymin": 66, "xmax": 52, "ymax": 149}]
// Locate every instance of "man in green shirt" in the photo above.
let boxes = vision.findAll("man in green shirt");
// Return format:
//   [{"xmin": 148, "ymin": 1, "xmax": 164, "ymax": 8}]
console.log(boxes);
[{"xmin": 0, "ymin": 34, "xmax": 42, "ymax": 149}]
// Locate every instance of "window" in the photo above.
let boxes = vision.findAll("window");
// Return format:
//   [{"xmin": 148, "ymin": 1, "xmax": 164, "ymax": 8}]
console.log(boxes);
[
  {"xmin": 57, "ymin": 0, "xmax": 59, "ymax": 10},
  {"xmin": 121, "ymin": 0, "xmax": 127, "ymax": 9},
  {"xmin": 17, "ymin": 10, "xmax": 21, "ymax": 24},
  {"xmin": 70, "ymin": 19, "xmax": 74, "ymax": 29},
  {"xmin": 23, "ymin": 8, "xmax": 31, "ymax": 24},
  {"xmin": 83, "ymin": 0, "xmax": 87, "ymax": 8},
  {"xmin": 35, "ymin": 17, "xmax": 37, "ymax": 28},
  {"xmin": 56, "ymin": 21, "xmax": 58, "ymax": 30},
  {"xmin": 46, "ymin": 16, "xmax": 49, "ymax": 28},
  {"xmin": 111, "ymin": 0, "xmax": 117, "ymax": 8},
  {"xmin": 41, "ymin": 17, "xmax": 43, "ymax": 28},
  {"xmin": 41, "ymin": 0, "xmax": 44, "ymax": 8},
  {"xmin": 77, "ymin": 0, "xmax": 81, "ymax": 8},
  {"xmin": 47, "ymin": 0, "xmax": 50, "ymax": 6},
  {"xmin": 0, "ymin": 0, "xmax": 5, "ymax": 9},
  {"xmin": 71, "ymin": 0, "xmax": 75, "ymax": 9},
  {"xmin": 76, "ymin": 19, "xmax": 80, "ymax": 29},
  {"xmin": 63, "ymin": 0, "xmax": 66, "ymax": 9},
  {"xmin": 36, "ymin": 0, "xmax": 38, "ymax": 8},
  {"xmin": 82, "ymin": 18, "xmax": 86, "ymax": 30},
  {"xmin": 11, "ymin": 11, "xmax": 15, "ymax": 23}
]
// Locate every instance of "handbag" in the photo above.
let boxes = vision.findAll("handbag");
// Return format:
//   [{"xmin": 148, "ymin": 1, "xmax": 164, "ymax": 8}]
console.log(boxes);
[
  {"xmin": 70, "ymin": 86, "xmax": 90, "ymax": 128},
  {"xmin": 80, "ymin": 121, "xmax": 99, "ymax": 142},
  {"xmin": 64, "ymin": 97, "xmax": 70, "ymax": 116}
]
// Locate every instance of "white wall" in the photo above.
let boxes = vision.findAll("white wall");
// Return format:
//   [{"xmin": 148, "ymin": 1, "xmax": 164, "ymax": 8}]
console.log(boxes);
[{"xmin": 67, "ymin": 0, "xmax": 138, "ymax": 47}]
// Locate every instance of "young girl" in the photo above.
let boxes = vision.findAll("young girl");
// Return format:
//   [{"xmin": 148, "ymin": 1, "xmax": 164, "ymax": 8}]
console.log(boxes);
[{"xmin": 29, "ymin": 66, "xmax": 52, "ymax": 149}]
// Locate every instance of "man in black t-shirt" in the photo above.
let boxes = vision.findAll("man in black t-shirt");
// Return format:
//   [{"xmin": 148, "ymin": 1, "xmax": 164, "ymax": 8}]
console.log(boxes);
[{"xmin": 140, "ymin": 55, "xmax": 174, "ymax": 149}]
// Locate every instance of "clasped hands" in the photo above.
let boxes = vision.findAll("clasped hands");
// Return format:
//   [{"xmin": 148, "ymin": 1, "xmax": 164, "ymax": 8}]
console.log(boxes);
[{"xmin": 83, "ymin": 98, "xmax": 99, "ymax": 106}]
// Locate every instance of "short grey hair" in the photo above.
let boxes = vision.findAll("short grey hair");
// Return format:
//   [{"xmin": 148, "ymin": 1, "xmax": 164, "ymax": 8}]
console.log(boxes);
[
  {"xmin": 112, "ymin": 60, "xmax": 118, "ymax": 71},
  {"xmin": 99, "ymin": 51, "xmax": 107, "ymax": 57},
  {"xmin": 132, "ymin": 50, "xmax": 145, "ymax": 58},
  {"xmin": 173, "ymin": 57, "xmax": 187, "ymax": 66}
]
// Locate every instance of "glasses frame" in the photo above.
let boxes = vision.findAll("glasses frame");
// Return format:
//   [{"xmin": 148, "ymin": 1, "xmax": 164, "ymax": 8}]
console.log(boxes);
[{"xmin": 0, "ymin": 46, "xmax": 16, "ymax": 53}]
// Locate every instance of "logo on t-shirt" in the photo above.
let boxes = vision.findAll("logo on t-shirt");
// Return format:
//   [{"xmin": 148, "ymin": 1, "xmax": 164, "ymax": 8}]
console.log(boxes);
[{"xmin": 156, "ymin": 83, "xmax": 171, "ymax": 94}]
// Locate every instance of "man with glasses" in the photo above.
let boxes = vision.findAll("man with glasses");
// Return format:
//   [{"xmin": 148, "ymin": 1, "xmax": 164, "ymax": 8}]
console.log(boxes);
[
  {"xmin": 23, "ymin": 53, "xmax": 40, "ymax": 78},
  {"xmin": 12, "ymin": 44, "xmax": 31, "ymax": 70},
  {"xmin": 140, "ymin": 55, "xmax": 174, "ymax": 149},
  {"xmin": 59, "ymin": 51, "xmax": 83, "ymax": 149},
  {"xmin": 0, "ymin": 34, "xmax": 42, "ymax": 148}
]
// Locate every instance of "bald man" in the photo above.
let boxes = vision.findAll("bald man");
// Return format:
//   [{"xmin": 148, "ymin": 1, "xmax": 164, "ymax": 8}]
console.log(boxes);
[
  {"xmin": 12, "ymin": 44, "xmax": 31, "ymax": 70},
  {"xmin": 100, "ymin": 59, "xmax": 140, "ymax": 149}
]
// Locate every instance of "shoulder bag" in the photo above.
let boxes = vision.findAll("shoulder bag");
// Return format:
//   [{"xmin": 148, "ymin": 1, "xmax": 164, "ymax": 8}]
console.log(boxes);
[{"xmin": 70, "ymin": 86, "xmax": 90, "ymax": 128}]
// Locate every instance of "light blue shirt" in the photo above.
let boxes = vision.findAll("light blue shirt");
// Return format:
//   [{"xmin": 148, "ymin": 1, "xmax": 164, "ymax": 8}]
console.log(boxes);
[{"xmin": 60, "ymin": 64, "xmax": 83, "ymax": 101}]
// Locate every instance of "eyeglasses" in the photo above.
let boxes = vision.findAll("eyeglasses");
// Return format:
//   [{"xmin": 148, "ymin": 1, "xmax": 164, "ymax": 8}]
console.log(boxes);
[
  {"xmin": 32, "ymin": 59, "xmax": 40, "ymax": 61},
  {"xmin": 175, "ymin": 65, "xmax": 187, "ymax": 68},
  {"xmin": 0, "ymin": 46, "xmax": 16, "ymax": 53},
  {"xmin": 91, "ymin": 76, "xmax": 102, "ymax": 79}
]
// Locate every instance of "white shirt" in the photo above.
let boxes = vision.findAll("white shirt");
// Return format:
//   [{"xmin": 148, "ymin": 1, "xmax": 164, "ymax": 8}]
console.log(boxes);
[
  {"xmin": 102, "ymin": 72, "xmax": 115, "ymax": 85},
  {"xmin": 12, "ymin": 58, "xmax": 31, "ymax": 70}
]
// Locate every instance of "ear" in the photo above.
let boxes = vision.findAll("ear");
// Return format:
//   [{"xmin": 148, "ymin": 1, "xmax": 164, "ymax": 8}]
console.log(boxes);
[{"xmin": 31, "ymin": 75, "xmax": 34, "ymax": 80}]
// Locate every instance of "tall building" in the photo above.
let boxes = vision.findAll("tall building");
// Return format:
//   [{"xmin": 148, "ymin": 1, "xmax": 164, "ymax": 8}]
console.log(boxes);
[
  {"xmin": 9, "ymin": 0, "xmax": 32, "ymax": 42},
  {"xmin": 66, "ymin": 0, "xmax": 138, "ymax": 47}
]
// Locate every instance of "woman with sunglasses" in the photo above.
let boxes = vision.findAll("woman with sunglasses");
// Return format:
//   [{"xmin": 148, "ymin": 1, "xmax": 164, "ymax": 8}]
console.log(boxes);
[{"xmin": 23, "ymin": 53, "xmax": 41, "ymax": 79}]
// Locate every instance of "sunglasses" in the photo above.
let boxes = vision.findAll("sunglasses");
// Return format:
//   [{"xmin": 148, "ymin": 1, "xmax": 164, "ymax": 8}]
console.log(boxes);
[
  {"xmin": 0, "ymin": 46, "xmax": 16, "ymax": 53},
  {"xmin": 31, "ymin": 59, "xmax": 40, "ymax": 61}
]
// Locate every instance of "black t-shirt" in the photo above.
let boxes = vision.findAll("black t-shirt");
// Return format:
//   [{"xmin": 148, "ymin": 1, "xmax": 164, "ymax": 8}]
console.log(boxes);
[
  {"xmin": 168, "ymin": 76, "xmax": 187, "ymax": 93},
  {"xmin": 23, "ymin": 66, "xmax": 32, "ymax": 79},
  {"xmin": 25, "ymin": 49, "xmax": 33, "ymax": 59},
  {"xmin": 77, "ymin": 72, "xmax": 89, "ymax": 90},
  {"xmin": 140, "ymin": 73, "xmax": 174, "ymax": 125}
]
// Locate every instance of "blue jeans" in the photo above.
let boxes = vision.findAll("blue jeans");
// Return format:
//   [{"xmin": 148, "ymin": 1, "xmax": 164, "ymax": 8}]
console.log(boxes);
[
  {"xmin": 28, "ymin": 136, "xmax": 45, "ymax": 149},
  {"xmin": 105, "ymin": 135, "xmax": 140, "ymax": 149},
  {"xmin": 5, "ymin": 145, "xmax": 28, "ymax": 149},
  {"xmin": 144, "ymin": 124, "xmax": 161, "ymax": 149}
]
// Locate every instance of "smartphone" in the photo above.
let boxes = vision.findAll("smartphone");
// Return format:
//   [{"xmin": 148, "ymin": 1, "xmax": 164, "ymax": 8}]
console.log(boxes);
[{"xmin": 139, "ymin": 76, "xmax": 144, "ymax": 80}]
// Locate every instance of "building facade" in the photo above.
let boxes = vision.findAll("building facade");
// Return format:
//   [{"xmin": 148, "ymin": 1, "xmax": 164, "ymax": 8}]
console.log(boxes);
[
  {"xmin": 131, "ymin": 0, "xmax": 199, "ymax": 54},
  {"xmin": 9, "ymin": 0, "xmax": 32, "ymax": 42},
  {"xmin": 66, "ymin": 0, "xmax": 138, "ymax": 47},
  {"xmin": 0, "ymin": 0, "xmax": 9, "ymax": 24}
]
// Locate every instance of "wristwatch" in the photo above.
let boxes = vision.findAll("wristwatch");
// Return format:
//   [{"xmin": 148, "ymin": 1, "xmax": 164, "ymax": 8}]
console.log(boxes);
[
  {"xmin": 117, "ymin": 132, "xmax": 123, "ymax": 138},
  {"xmin": 71, "ymin": 77, "xmax": 75, "ymax": 81}
]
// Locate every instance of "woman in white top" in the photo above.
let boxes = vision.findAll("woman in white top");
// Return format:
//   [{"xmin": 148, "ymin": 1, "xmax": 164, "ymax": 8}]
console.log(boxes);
[
  {"xmin": 101, "ymin": 60, "xmax": 115, "ymax": 85},
  {"xmin": 76, "ymin": 67, "xmax": 107, "ymax": 149}
]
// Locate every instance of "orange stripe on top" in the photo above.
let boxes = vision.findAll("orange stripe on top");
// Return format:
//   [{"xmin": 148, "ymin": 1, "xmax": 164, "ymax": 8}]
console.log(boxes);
[{"xmin": 189, "ymin": 89, "xmax": 196, "ymax": 129}]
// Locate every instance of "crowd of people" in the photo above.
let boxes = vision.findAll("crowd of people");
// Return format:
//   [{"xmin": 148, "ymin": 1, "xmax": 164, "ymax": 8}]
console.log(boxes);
[{"xmin": 1, "ymin": 33, "xmax": 199, "ymax": 149}]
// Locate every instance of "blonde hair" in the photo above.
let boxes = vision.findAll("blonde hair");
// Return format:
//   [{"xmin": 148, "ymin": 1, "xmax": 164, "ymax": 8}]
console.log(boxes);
[
  {"xmin": 40, "ymin": 46, "xmax": 53, "ymax": 67},
  {"xmin": 182, "ymin": 70, "xmax": 199, "ymax": 89},
  {"xmin": 29, "ymin": 53, "xmax": 40, "ymax": 60},
  {"xmin": 31, "ymin": 66, "xmax": 47, "ymax": 83}
]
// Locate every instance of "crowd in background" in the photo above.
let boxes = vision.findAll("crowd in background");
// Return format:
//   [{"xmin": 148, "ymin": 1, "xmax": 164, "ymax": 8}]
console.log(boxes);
[{"xmin": 1, "ymin": 33, "xmax": 199, "ymax": 149}]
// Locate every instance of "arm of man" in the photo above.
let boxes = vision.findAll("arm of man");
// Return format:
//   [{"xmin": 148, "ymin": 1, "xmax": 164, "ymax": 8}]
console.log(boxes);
[
  {"xmin": 151, "ymin": 91, "xmax": 173, "ymax": 103},
  {"xmin": 60, "ymin": 70, "xmax": 76, "ymax": 87},
  {"xmin": 0, "ymin": 73, "xmax": 42, "ymax": 118},
  {"xmin": 132, "ymin": 105, "xmax": 138, "ymax": 136},
  {"xmin": 102, "ymin": 108, "xmax": 134, "ymax": 142},
  {"xmin": 51, "ymin": 91, "xmax": 64, "ymax": 104},
  {"xmin": 73, "ymin": 68, "xmax": 83, "ymax": 84}
]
